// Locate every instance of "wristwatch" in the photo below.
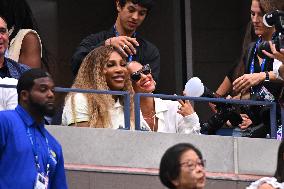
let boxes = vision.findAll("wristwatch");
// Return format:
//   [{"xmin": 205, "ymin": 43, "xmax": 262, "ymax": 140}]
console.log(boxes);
[{"xmin": 264, "ymin": 71, "xmax": 270, "ymax": 82}]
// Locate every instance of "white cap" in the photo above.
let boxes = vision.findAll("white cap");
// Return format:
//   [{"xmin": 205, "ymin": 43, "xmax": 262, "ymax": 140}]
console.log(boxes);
[{"xmin": 184, "ymin": 77, "xmax": 204, "ymax": 97}]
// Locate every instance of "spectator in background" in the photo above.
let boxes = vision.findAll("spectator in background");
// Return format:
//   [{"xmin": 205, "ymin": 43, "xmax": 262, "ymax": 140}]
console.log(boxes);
[
  {"xmin": 211, "ymin": 0, "xmax": 284, "ymax": 138},
  {"xmin": 62, "ymin": 46, "xmax": 135, "ymax": 128},
  {"xmin": 159, "ymin": 143, "xmax": 206, "ymax": 189},
  {"xmin": 71, "ymin": 0, "xmax": 160, "ymax": 82},
  {"xmin": 246, "ymin": 140, "xmax": 284, "ymax": 189},
  {"xmin": 216, "ymin": 0, "xmax": 283, "ymax": 98},
  {"xmin": 0, "ymin": 69, "xmax": 68, "ymax": 188},
  {"xmin": 0, "ymin": 16, "xmax": 29, "ymax": 79},
  {"xmin": 232, "ymin": 0, "xmax": 284, "ymax": 94},
  {"xmin": 127, "ymin": 61, "xmax": 200, "ymax": 133},
  {"xmin": 0, "ymin": 0, "xmax": 50, "ymax": 70}
]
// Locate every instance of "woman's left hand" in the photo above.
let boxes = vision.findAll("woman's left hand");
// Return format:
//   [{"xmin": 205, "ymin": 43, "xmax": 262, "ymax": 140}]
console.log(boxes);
[
  {"xmin": 232, "ymin": 72, "xmax": 265, "ymax": 94},
  {"xmin": 177, "ymin": 92, "xmax": 195, "ymax": 117}
]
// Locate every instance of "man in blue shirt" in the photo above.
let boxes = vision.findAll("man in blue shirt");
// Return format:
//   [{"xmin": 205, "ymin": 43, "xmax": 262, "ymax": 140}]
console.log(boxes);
[{"xmin": 0, "ymin": 69, "xmax": 68, "ymax": 188}]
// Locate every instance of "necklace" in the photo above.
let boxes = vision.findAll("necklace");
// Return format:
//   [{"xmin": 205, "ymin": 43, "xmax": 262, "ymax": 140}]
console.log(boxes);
[{"xmin": 142, "ymin": 111, "xmax": 157, "ymax": 131}]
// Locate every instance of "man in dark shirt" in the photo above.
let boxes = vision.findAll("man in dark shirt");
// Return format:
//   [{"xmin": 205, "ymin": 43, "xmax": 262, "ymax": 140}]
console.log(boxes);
[
  {"xmin": 71, "ymin": 0, "xmax": 160, "ymax": 81},
  {"xmin": 0, "ymin": 16, "xmax": 29, "ymax": 79}
]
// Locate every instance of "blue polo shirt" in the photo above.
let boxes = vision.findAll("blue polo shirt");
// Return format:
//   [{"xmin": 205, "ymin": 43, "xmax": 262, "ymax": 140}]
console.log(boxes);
[{"xmin": 0, "ymin": 105, "xmax": 68, "ymax": 189}]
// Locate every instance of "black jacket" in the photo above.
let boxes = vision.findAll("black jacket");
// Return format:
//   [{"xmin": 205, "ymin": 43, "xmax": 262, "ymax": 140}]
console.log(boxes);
[{"xmin": 71, "ymin": 27, "xmax": 160, "ymax": 82}]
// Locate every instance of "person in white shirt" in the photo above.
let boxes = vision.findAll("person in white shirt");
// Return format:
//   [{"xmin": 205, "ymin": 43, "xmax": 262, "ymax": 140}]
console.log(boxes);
[
  {"xmin": 62, "ymin": 46, "xmax": 134, "ymax": 128},
  {"xmin": 0, "ymin": 77, "xmax": 18, "ymax": 110},
  {"xmin": 247, "ymin": 140, "xmax": 284, "ymax": 189},
  {"xmin": 127, "ymin": 61, "xmax": 200, "ymax": 134}
]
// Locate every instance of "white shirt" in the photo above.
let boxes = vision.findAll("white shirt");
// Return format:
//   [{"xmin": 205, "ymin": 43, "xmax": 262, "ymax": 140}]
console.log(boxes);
[
  {"xmin": 140, "ymin": 98, "xmax": 201, "ymax": 134},
  {"xmin": 246, "ymin": 177, "xmax": 284, "ymax": 189},
  {"xmin": 0, "ymin": 77, "xmax": 18, "ymax": 111},
  {"xmin": 61, "ymin": 93, "xmax": 125, "ymax": 129},
  {"xmin": 273, "ymin": 59, "xmax": 283, "ymax": 80},
  {"xmin": 62, "ymin": 94, "xmax": 201, "ymax": 134}
]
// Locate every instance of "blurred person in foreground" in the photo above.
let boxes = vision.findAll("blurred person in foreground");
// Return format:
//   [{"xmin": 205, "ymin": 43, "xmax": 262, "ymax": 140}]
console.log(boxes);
[
  {"xmin": 159, "ymin": 143, "xmax": 206, "ymax": 189},
  {"xmin": 247, "ymin": 140, "xmax": 284, "ymax": 189}
]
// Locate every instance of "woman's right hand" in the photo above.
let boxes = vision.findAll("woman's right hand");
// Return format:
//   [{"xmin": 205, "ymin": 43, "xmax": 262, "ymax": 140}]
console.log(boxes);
[{"xmin": 177, "ymin": 92, "xmax": 195, "ymax": 117}]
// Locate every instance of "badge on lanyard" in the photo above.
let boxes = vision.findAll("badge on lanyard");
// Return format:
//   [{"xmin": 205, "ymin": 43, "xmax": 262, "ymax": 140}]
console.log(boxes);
[{"xmin": 34, "ymin": 172, "xmax": 49, "ymax": 189}]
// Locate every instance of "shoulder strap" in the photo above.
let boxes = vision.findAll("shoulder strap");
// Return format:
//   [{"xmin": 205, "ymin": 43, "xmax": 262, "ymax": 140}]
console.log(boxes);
[{"xmin": 245, "ymin": 42, "xmax": 256, "ymax": 73}]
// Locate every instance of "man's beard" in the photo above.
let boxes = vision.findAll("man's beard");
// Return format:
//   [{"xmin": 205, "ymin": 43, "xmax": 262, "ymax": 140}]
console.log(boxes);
[{"xmin": 28, "ymin": 96, "xmax": 55, "ymax": 117}]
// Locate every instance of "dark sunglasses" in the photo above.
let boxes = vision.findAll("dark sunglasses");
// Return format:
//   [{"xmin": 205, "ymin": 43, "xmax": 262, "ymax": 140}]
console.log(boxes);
[{"xmin": 130, "ymin": 64, "xmax": 151, "ymax": 82}]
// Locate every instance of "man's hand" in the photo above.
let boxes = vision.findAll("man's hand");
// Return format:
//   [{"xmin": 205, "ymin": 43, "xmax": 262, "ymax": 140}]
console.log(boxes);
[
  {"xmin": 105, "ymin": 36, "xmax": 139, "ymax": 58},
  {"xmin": 238, "ymin": 114, "xmax": 252, "ymax": 130},
  {"xmin": 233, "ymin": 73, "xmax": 265, "ymax": 94},
  {"xmin": 262, "ymin": 41, "xmax": 284, "ymax": 63}
]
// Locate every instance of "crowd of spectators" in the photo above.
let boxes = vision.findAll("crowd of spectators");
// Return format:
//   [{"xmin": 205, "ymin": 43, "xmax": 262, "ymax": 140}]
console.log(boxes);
[{"xmin": 0, "ymin": 0, "xmax": 284, "ymax": 188}]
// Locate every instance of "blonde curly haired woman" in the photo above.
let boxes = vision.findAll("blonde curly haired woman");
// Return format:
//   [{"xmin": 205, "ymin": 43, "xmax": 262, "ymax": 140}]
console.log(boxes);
[{"xmin": 62, "ymin": 46, "xmax": 134, "ymax": 128}]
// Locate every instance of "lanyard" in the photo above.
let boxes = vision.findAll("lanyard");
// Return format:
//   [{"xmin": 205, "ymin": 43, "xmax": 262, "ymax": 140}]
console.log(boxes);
[
  {"xmin": 26, "ymin": 126, "xmax": 51, "ymax": 177},
  {"xmin": 250, "ymin": 38, "xmax": 267, "ymax": 74},
  {"xmin": 113, "ymin": 25, "xmax": 136, "ymax": 62}
]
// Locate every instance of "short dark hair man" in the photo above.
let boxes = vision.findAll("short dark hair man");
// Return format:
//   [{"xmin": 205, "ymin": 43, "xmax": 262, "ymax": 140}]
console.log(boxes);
[
  {"xmin": 0, "ymin": 69, "xmax": 68, "ymax": 188},
  {"xmin": 71, "ymin": 0, "xmax": 160, "ymax": 82},
  {"xmin": 0, "ymin": 16, "xmax": 29, "ymax": 79}
]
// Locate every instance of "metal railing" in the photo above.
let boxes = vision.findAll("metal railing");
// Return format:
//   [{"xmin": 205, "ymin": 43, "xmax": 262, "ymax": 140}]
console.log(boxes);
[
  {"xmin": 0, "ymin": 84, "xmax": 131, "ymax": 129},
  {"xmin": 0, "ymin": 84, "xmax": 282, "ymax": 138}
]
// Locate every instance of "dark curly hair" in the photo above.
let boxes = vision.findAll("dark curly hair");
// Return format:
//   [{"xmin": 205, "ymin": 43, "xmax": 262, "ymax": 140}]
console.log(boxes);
[{"xmin": 117, "ymin": 0, "xmax": 154, "ymax": 12}]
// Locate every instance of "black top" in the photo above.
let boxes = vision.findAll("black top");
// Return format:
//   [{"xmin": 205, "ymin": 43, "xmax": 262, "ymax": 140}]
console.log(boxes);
[
  {"xmin": 226, "ymin": 42, "xmax": 282, "ymax": 99},
  {"xmin": 244, "ymin": 42, "xmax": 282, "ymax": 99},
  {"xmin": 0, "ymin": 62, "xmax": 10, "ymax": 78},
  {"xmin": 226, "ymin": 61, "xmax": 238, "ymax": 83},
  {"xmin": 71, "ymin": 27, "xmax": 160, "ymax": 82}
]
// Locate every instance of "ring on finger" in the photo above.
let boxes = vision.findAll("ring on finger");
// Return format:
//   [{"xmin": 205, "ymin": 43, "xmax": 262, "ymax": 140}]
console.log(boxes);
[{"xmin": 122, "ymin": 44, "xmax": 128, "ymax": 50}]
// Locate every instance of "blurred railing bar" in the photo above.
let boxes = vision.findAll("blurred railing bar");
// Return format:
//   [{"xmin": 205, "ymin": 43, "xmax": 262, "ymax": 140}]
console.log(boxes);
[{"xmin": 0, "ymin": 84, "xmax": 17, "ymax": 88}]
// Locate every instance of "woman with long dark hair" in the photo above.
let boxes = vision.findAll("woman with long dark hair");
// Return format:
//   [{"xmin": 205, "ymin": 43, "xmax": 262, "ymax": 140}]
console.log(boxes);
[{"xmin": 210, "ymin": 0, "xmax": 284, "ymax": 138}]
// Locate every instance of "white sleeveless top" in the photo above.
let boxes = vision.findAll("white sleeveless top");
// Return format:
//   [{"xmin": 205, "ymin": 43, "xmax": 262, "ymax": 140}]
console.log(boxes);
[{"xmin": 8, "ymin": 29, "xmax": 42, "ymax": 62}]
